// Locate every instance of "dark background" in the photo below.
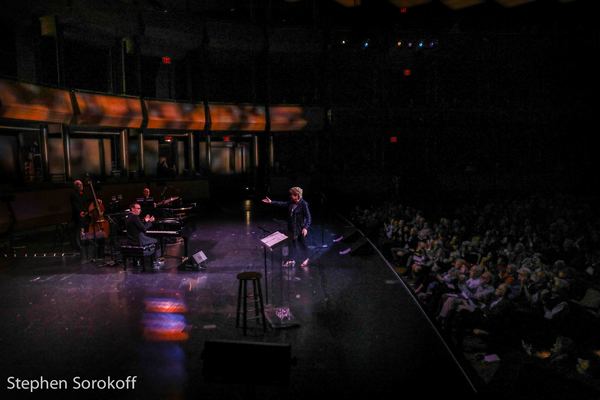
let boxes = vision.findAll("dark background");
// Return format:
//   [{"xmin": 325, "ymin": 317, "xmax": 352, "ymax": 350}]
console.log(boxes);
[{"xmin": 1, "ymin": 0, "xmax": 598, "ymax": 205}]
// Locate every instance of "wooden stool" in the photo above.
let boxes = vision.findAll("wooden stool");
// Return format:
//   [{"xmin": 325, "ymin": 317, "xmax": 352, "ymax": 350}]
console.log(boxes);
[{"xmin": 236, "ymin": 271, "xmax": 267, "ymax": 335}]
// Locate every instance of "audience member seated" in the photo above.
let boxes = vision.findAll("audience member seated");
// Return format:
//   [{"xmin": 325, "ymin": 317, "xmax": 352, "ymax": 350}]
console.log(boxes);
[{"xmin": 350, "ymin": 192, "xmax": 600, "ymax": 385}]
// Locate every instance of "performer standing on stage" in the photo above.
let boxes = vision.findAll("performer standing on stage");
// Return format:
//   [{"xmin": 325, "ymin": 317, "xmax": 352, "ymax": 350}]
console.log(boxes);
[
  {"xmin": 126, "ymin": 202, "xmax": 163, "ymax": 268},
  {"xmin": 69, "ymin": 179, "xmax": 89, "ymax": 251},
  {"xmin": 262, "ymin": 186, "xmax": 312, "ymax": 268}
]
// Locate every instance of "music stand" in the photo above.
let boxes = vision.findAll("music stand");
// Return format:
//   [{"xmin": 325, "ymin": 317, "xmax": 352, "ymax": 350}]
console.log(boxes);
[
  {"xmin": 260, "ymin": 231, "xmax": 300, "ymax": 329},
  {"xmin": 99, "ymin": 213, "xmax": 122, "ymax": 267}
]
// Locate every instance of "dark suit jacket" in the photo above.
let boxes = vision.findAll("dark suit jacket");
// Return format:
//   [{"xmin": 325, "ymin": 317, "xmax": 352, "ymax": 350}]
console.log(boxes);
[
  {"xmin": 126, "ymin": 214, "xmax": 152, "ymax": 245},
  {"xmin": 271, "ymin": 198, "xmax": 312, "ymax": 240},
  {"xmin": 70, "ymin": 190, "xmax": 89, "ymax": 228}
]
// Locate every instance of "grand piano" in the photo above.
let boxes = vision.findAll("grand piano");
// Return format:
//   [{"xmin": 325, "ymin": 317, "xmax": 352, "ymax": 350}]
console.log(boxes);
[
  {"xmin": 145, "ymin": 218, "xmax": 188, "ymax": 258},
  {"xmin": 114, "ymin": 193, "xmax": 197, "ymax": 266}
]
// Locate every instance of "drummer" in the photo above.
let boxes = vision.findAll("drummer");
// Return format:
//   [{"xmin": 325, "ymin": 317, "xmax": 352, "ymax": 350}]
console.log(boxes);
[{"xmin": 137, "ymin": 187, "xmax": 156, "ymax": 217}]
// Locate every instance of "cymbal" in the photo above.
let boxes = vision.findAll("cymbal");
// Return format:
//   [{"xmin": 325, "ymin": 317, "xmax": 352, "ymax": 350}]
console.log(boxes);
[
  {"xmin": 166, "ymin": 206, "xmax": 192, "ymax": 212},
  {"xmin": 157, "ymin": 196, "xmax": 180, "ymax": 206}
]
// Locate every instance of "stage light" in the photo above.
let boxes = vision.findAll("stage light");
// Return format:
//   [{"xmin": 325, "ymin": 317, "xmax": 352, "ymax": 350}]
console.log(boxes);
[
  {"xmin": 397, "ymin": 40, "xmax": 403, "ymax": 47},
  {"xmin": 418, "ymin": 41, "xmax": 424, "ymax": 48},
  {"xmin": 390, "ymin": 136, "xmax": 398, "ymax": 143},
  {"xmin": 407, "ymin": 42, "xmax": 413, "ymax": 48},
  {"xmin": 341, "ymin": 40, "xmax": 346, "ymax": 45},
  {"xmin": 362, "ymin": 39, "xmax": 370, "ymax": 49},
  {"xmin": 162, "ymin": 56, "xmax": 171, "ymax": 65},
  {"xmin": 403, "ymin": 68, "xmax": 412, "ymax": 76}
]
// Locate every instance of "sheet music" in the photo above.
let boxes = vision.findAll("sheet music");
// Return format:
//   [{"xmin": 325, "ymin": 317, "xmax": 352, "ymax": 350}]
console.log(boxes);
[{"xmin": 261, "ymin": 231, "xmax": 288, "ymax": 248}]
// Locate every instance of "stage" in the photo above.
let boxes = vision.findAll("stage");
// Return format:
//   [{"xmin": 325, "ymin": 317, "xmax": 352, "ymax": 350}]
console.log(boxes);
[{"xmin": 0, "ymin": 200, "xmax": 476, "ymax": 399}]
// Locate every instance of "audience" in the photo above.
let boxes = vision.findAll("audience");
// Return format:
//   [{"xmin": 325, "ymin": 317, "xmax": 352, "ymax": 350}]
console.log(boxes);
[{"xmin": 350, "ymin": 193, "xmax": 600, "ymax": 385}]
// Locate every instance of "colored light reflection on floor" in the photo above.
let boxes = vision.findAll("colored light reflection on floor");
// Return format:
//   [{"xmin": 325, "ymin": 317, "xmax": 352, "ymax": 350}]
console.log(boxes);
[
  {"xmin": 142, "ymin": 292, "xmax": 189, "ymax": 342},
  {"xmin": 142, "ymin": 313, "xmax": 189, "ymax": 342},
  {"xmin": 144, "ymin": 297, "xmax": 188, "ymax": 313},
  {"xmin": 139, "ymin": 291, "xmax": 189, "ymax": 397}
]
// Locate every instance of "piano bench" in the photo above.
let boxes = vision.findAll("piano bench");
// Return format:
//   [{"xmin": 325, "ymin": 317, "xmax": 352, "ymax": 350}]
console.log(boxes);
[{"xmin": 120, "ymin": 243, "xmax": 156, "ymax": 271}]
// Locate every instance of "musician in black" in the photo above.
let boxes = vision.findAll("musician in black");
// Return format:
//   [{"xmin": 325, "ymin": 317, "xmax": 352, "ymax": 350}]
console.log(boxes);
[
  {"xmin": 262, "ymin": 186, "xmax": 312, "ymax": 268},
  {"xmin": 126, "ymin": 202, "xmax": 163, "ymax": 267},
  {"xmin": 69, "ymin": 179, "xmax": 89, "ymax": 251},
  {"xmin": 137, "ymin": 187, "xmax": 156, "ymax": 216}
]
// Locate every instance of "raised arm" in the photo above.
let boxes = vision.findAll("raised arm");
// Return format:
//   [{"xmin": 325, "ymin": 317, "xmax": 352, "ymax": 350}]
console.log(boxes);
[{"xmin": 262, "ymin": 197, "xmax": 287, "ymax": 207}]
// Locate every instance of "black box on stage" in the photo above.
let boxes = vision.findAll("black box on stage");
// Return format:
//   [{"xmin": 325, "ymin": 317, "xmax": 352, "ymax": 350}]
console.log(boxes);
[
  {"xmin": 179, "ymin": 250, "xmax": 208, "ymax": 271},
  {"xmin": 180, "ymin": 249, "xmax": 207, "ymax": 271},
  {"xmin": 192, "ymin": 250, "xmax": 207, "ymax": 265},
  {"xmin": 202, "ymin": 340, "xmax": 292, "ymax": 385}
]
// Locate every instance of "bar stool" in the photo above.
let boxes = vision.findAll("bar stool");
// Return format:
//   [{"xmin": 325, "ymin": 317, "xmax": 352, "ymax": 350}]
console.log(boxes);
[{"xmin": 236, "ymin": 271, "xmax": 267, "ymax": 335}]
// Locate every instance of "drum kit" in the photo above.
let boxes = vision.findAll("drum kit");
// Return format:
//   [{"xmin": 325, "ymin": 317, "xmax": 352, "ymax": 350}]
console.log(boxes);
[
  {"xmin": 155, "ymin": 197, "xmax": 195, "ymax": 219},
  {"xmin": 105, "ymin": 194, "xmax": 196, "ymax": 232},
  {"xmin": 156, "ymin": 196, "xmax": 180, "ymax": 207}
]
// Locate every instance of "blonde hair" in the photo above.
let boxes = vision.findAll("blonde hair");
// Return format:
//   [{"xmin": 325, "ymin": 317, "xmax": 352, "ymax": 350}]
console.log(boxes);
[{"xmin": 289, "ymin": 187, "xmax": 303, "ymax": 197}]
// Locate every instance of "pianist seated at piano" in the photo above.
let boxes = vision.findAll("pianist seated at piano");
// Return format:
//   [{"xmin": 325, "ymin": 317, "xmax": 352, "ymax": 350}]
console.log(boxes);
[{"xmin": 126, "ymin": 202, "xmax": 164, "ymax": 268}]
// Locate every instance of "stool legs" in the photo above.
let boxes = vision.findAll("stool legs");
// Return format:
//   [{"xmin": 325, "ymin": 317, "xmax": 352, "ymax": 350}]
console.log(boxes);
[
  {"xmin": 255, "ymin": 279, "xmax": 267, "ymax": 332},
  {"xmin": 242, "ymin": 280, "xmax": 248, "ymax": 335},
  {"xmin": 236, "ymin": 276, "xmax": 267, "ymax": 336},
  {"xmin": 236, "ymin": 280, "xmax": 243, "ymax": 329}
]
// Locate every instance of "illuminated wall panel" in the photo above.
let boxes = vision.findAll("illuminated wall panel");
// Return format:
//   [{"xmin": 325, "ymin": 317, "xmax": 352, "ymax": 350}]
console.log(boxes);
[
  {"xmin": 73, "ymin": 92, "xmax": 143, "ymax": 128},
  {"xmin": 269, "ymin": 106, "xmax": 323, "ymax": 132},
  {"xmin": 0, "ymin": 79, "xmax": 73, "ymax": 124},
  {"xmin": 209, "ymin": 104, "xmax": 266, "ymax": 131},
  {"xmin": 145, "ymin": 100, "xmax": 206, "ymax": 130}
]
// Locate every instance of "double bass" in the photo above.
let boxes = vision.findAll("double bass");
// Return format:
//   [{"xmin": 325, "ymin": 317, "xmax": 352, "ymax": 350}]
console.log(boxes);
[{"xmin": 86, "ymin": 178, "xmax": 110, "ymax": 238}]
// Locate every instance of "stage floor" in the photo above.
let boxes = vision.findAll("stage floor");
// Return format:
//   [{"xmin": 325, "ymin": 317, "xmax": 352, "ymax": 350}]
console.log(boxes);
[{"xmin": 0, "ymin": 200, "xmax": 477, "ymax": 399}]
